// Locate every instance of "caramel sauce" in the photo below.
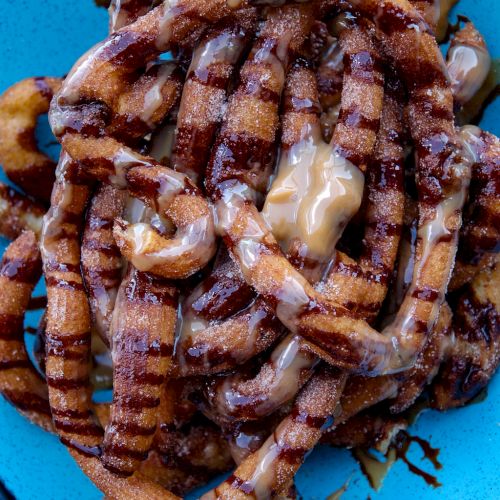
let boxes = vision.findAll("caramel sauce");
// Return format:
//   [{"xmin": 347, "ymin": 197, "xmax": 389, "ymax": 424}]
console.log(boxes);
[{"xmin": 353, "ymin": 430, "xmax": 442, "ymax": 491}]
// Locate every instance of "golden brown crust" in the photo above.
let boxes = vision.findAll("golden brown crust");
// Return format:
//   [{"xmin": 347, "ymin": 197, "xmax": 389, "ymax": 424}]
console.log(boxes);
[
  {"xmin": 0, "ymin": 1, "xmax": 498, "ymax": 497},
  {"xmin": 0, "ymin": 182, "xmax": 45, "ymax": 240},
  {"xmin": 0, "ymin": 231, "xmax": 52, "ymax": 431},
  {"xmin": 0, "ymin": 77, "xmax": 62, "ymax": 203},
  {"xmin": 101, "ymin": 267, "xmax": 178, "ymax": 475},
  {"xmin": 82, "ymin": 185, "xmax": 126, "ymax": 343}
]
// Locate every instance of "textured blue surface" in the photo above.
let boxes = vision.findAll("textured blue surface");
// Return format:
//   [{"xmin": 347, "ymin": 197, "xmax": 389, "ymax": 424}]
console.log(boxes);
[{"xmin": 0, "ymin": 1, "xmax": 498, "ymax": 499}]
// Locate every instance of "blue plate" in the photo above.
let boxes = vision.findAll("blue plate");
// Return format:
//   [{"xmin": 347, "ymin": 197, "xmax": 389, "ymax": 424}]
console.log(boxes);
[{"xmin": 0, "ymin": 1, "xmax": 498, "ymax": 499}]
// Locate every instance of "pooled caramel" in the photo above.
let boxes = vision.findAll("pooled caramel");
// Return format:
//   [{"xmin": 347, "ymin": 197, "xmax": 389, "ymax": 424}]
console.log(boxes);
[{"xmin": 262, "ymin": 129, "xmax": 364, "ymax": 262}]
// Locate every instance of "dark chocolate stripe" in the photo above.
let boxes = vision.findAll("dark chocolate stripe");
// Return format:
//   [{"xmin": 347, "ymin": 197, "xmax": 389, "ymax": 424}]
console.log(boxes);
[
  {"xmin": 53, "ymin": 419, "xmax": 103, "ymax": 436},
  {"xmin": 278, "ymin": 442, "xmax": 308, "ymax": 465},
  {"xmin": 411, "ymin": 286, "xmax": 440, "ymax": 302},
  {"xmin": 370, "ymin": 158, "xmax": 404, "ymax": 190},
  {"xmin": 85, "ymin": 268, "xmax": 122, "ymax": 284},
  {"xmin": 332, "ymin": 260, "xmax": 390, "ymax": 285},
  {"xmin": 47, "ymin": 375, "xmax": 89, "ymax": 390},
  {"xmin": 225, "ymin": 474, "xmax": 257, "ymax": 497},
  {"xmin": 2, "ymin": 389, "xmax": 51, "ymax": 415},
  {"xmin": 291, "ymin": 407, "xmax": 328, "ymax": 429},
  {"xmin": 111, "ymin": 421, "xmax": 157, "ymax": 436},
  {"xmin": 83, "ymin": 239, "xmax": 122, "ymax": 257},
  {"xmin": 338, "ymin": 106, "xmax": 380, "ymax": 132},
  {"xmin": 46, "ymin": 276, "xmax": 86, "ymax": 292},
  {"xmin": 411, "ymin": 91, "xmax": 454, "ymax": 121},
  {"xmin": 0, "ymin": 257, "xmax": 41, "ymax": 283},
  {"xmin": 240, "ymin": 77, "xmax": 281, "ymax": 104},
  {"xmin": 45, "ymin": 333, "xmax": 90, "ymax": 346},
  {"xmin": 130, "ymin": 372, "xmax": 165, "ymax": 386},
  {"xmin": 52, "ymin": 407, "xmax": 92, "ymax": 419},
  {"xmin": 0, "ymin": 359, "xmax": 31, "ymax": 370},
  {"xmin": 282, "ymin": 95, "xmax": 321, "ymax": 115},
  {"xmin": 44, "ymin": 261, "xmax": 81, "ymax": 274},
  {"xmin": 0, "ymin": 314, "xmax": 23, "ymax": 340},
  {"xmin": 343, "ymin": 300, "xmax": 383, "ymax": 314},
  {"xmin": 344, "ymin": 51, "xmax": 384, "ymax": 85},
  {"xmin": 118, "ymin": 395, "xmax": 161, "ymax": 409},
  {"xmin": 104, "ymin": 443, "xmax": 148, "ymax": 461},
  {"xmin": 189, "ymin": 70, "xmax": 228, "ymax": 90},
  {"xmin": 371, "ymin": 4, "xmax": 426, "ymax": 36},
  {"xmin": 413, "ymin": 318, "xmax": 429, "ymax": 333}
]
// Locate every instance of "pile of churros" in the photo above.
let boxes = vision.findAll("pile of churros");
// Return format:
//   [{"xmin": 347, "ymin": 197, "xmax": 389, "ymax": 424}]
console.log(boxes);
[{"xmin": 0, "ymin": 0, "xmax": 498, "ymax": 498}]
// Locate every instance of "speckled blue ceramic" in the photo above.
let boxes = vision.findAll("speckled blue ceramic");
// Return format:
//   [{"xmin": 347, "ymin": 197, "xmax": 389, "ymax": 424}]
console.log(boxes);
[{"xmin": 0, "ymin": 1, "xmax": 498, "ymax": 499}]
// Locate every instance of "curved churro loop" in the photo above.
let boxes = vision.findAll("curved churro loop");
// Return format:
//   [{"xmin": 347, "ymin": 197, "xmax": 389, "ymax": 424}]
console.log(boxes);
[
  {"xmin": 171, "ymin": 22, "xmax": 255, "ymax": 184},
  {"xmin": 109, "ymin": 60, "xmax": 184, "ymax": 144},
  {"xmin": 49, "ymin": 1, "xmax": 256, "ymax": 140},
  {"xmin": 205, "ymin": 333, "xmax": 318, "ymax": 423},
  {"xmin": 203, "ymin": 368, "xmax": 346, "ymax": 499},
  {"xmin": 101, "ymin": 267, "xmax": 178, "ymax": 475},
  {"xmin": 60, "ymin": 134, "xmax": 216, "ymax": 279},
  {"xmin": 82, "ymin": 185, "xmax": 126, "ymax": 343},
  {"xmin": 0, "ymin": 77, "xmax": 62, "ymax": 203},
  {"xmin": 47, "ymin": 3, "xmax": 259, "ymax": 283},
  {"xmin": 432, "ymin": 258, "xmax": 500, "ymax": 410},
  {"xmin": 450, "ymin": 128, "xmax": 500, "ymax": 291},
  {"xmin": 0, "ymin": 182, "xmax": 45, "ymax": 240},
  {"xmin": 173, "ymin": 250, "xmax": 285, "ymax": 377},
  {"xmin": 0, "ymin": 231, "xmax": 53, "ymax": 431}
]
